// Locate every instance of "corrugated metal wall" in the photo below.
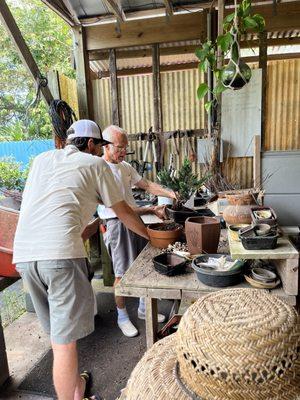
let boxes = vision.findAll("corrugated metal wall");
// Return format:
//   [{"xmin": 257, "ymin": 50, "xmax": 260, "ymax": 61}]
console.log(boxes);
[
  {"xmin": 58, "ymin": 74, "xmax": 79, "ymax": 119},
  {"xmin": 0, "ymin": 140, "xmax": 54, "ymax": 167},
  {"xmin": 265, "ymin": 59, "xmax": 300, "ymax": 151},
  {"xmin": 59, "ymin": 58, "xmax": 299, "ymax": 188}
]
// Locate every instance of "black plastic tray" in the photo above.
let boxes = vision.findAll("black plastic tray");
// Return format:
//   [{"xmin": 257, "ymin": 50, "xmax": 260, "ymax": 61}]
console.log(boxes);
[
  {"xmin": 240, "ymin": 234, "xmax": 278, "ymax": 250},
  {"xmin": 153, "ymin": 253, "xmax": 187, "ymax": 276}
]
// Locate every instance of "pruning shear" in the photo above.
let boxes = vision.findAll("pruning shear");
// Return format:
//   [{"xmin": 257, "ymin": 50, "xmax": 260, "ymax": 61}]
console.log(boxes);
[{"xmin": 140, "ymin": 127, "xmax": 158, "ymax": 176}]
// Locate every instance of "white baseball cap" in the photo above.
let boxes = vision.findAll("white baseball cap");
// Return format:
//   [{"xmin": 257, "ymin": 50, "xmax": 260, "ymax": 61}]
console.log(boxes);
[{"xmin": 67, "ymin": 119, "xmax": 111, "ymax": 146}]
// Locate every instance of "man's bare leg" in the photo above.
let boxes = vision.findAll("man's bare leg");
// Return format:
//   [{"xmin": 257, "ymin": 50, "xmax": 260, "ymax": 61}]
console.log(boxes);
[{"xmin": 52, "ymin": 341, "xmax": 85, "ymax": 400}]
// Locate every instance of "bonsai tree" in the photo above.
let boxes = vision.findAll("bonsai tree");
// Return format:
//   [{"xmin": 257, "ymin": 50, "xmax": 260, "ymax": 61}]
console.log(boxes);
[{"xmin": 157, "ymin": 159, "xmax": 210, "ymax": 210}]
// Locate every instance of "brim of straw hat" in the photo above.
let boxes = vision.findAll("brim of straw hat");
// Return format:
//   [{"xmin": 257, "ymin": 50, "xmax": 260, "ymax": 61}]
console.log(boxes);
[{"xmin": 119, "ymin": 334, "xmax": 194, "ymax": 400}]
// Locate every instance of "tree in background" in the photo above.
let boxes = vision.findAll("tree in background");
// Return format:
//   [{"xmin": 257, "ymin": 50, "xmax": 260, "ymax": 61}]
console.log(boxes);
[{"xmin": 0, "ymin": 0, "xmax": 74, "ymax": 141}]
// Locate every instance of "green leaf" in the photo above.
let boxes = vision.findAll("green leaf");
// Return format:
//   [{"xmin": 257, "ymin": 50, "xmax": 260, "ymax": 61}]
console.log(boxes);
[
  {"xmin": 198, "ymin": 59, "xmax": 208, "ymax": 72},
  {"xmin": 243, "ymin": 16, "xmax": 258, "ymax": 30},
  {"xmin": 252, "ymin": 14, "xmax": 265, "ymax": 32},
  {"xmin": 195, "ymin": 48, "xmax": 206, "ymax": 61},
  {"xmin": 204, "ymin": 101, "xmax": 213, "ymax": 113},
  {"xmin": 241, "ymin": 0, "xmax": 251, "ymax": 17},
  {"xmin": 197, "ymin": 83, "xmax": 209, "ymax": 100},
  {"xmin": 217, "ymin": 32, "xmax": 233, "ymax": 53},
  {"xmin": 213, "ymin": 81, "xmax": 227, "ymax": 95},
  {"xmin": 223, "ymin": 12, "xmax": 235, "ymax": 26}
]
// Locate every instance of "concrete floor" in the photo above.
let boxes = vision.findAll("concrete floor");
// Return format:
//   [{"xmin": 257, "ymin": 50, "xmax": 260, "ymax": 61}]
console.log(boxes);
[
  {"xmin": 0, "ymin": 279, "xmax": 116, "ymax": 400},
  {"xmin": 1, "ymin": 312, "xmax": 51, "ymax": 400}
]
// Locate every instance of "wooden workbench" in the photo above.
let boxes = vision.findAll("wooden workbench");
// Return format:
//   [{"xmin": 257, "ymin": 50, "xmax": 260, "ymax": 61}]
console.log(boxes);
[{"xmin": 116, "ymin": 242, "xmax": 297, "ymax": 348}]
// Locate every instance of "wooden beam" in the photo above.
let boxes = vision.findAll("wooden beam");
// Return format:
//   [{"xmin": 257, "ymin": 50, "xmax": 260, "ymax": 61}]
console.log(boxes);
[
  {"xmin": 164, "ymin": 0, "xmax": 174, "ymax": 16},
  {"xmin": 103, "ymin": 0, "xmax": 126, "ymax": 22},
  {"xmin": 73, "ymin": 27, "xmax": 94, "ymax": 119},
  {"xmin": 0, "ymin": 0, "xmax": 53, "ymax": 105},
  {"xmin": 86, "ymin": 13, "xmax": 206, "ymax": 50},
  {"xmin": 94, "ymin": 52, "xmax": 300, "ymax": 78},
  {"xmin": 89, "ymin": 36, "xmax": 300, "ymax": 61},
  {"xmin": 259, "ymin": 31, "xmax": 268, "ymax": 151},
  {"xmin": 152, "ymin": 44, "xmax": 163, "ymax": 132},
  {"xmin": 85, "ymin": 2, "xmax": 300, "ymax": 51},
  {"xmin": 109, "ymin": 49, "xmax": 121, "ymax": 125},
  {"xmin": 41, "ymin": 0, "xmax": 75, "ymax": 26},
  {"xmin": 63, "ymin": 0, "xmax": 81, "ymax": 25}
]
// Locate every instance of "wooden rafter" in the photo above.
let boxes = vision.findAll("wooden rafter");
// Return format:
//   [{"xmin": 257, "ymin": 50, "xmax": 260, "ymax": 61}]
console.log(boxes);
[
  {"xmin": 164, "ymin": 0, "xmax": 174, "ymax": 16},
  {"xmin": 103, "ymin": 0, "xmax": 126, "ymax": 22},
  {"xmin": 41, "ymin": 0, "xmax": 74, "ymax": 26},
  {"xmin": 85, "ymin": 2, "xmax": 300, "ymax": 51}
]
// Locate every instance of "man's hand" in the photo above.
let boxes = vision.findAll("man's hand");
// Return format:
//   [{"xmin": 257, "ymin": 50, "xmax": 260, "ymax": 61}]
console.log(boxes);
[
  {"xmin": 81, "ymin": 218, "xmax": 100, "ymax": 241},
  {"xmin": 153, "ymin": 205, "xmax": 167, "ymax": 220}
]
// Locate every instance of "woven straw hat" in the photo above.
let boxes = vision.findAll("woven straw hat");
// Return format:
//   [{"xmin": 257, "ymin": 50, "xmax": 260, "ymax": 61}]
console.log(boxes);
[{"xmin": 120, "ymin": 288, "xmax": 300, "ymax": 400}]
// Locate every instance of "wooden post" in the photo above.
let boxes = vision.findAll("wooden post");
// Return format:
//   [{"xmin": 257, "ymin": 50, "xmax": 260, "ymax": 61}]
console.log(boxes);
[
  {"xmin": 152, "ymin": 44, "xmax": 163, "ymax": 132},
  {"xmin": 145, "ymin": 297, "xmax": 158, "ymax": 348},
  {"xmin": 253, "ymin": 135, "xmax": 261, "ymax": 190},
  {"xmin": 0, "ymin": 0, "xmax": 53, "ymax": 105},
  {"xmin": 73, "ymin": 26, "xmax": 94, "ymax": 119},
  {"xmin": 210, "ymin": 1, "xmax": 224, "ymax": 179},
  {"xmin": 259, "ymin": 31, "xmax": 268, "ymax": 150},
  {"xmin": 109, "ymin": 48, "xmax": 121, "ymax": 126}
]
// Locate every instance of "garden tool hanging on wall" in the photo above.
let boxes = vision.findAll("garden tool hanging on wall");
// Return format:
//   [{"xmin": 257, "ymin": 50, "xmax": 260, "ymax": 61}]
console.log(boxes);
[
  {"xmin": 221, "ymin": 0, "xmax": 252, "ymax": 90},
  {"xmin": 184, "ymin": 130, "xmax": 197, "ymax": 163},
  {"xmin": 139, "ymin": 127, "xmax": 158, "ymax": 177},
  {"xmin": 168, "ymin": 131, "xmax": 180, "ymax": 178}
]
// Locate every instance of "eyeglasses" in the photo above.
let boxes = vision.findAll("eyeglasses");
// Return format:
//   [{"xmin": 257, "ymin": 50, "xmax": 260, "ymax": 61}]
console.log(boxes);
[{"xmin": 111, "ymin": 144, "xmax": 128, "ymax": 152}]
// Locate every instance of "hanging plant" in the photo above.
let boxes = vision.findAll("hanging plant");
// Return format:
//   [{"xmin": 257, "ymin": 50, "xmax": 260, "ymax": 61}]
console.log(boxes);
[{"xmin": 196, "ymin": 0, "xmax": 265, "ymax": 111}]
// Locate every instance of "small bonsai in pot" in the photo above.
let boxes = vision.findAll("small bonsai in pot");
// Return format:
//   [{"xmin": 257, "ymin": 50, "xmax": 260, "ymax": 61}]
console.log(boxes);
[{"xmin": 157, "ymin": 159, "xmax": 210, "ymax": 223}]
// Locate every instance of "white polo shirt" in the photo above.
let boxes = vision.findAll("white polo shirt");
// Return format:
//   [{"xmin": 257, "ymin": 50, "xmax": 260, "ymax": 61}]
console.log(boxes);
[
  {"xmin": 13, "ymin": 145, "xmax": 123, "ymax": 263},
  {"xmin": 98, "ymin": 160, "xmax": 142, "ymax": 220}
]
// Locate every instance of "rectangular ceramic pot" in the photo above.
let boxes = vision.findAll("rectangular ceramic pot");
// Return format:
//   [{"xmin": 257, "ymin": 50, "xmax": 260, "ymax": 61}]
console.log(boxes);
[{"xmin": 185, "ymin": 216, "xmax": 221, "ymax": 255}]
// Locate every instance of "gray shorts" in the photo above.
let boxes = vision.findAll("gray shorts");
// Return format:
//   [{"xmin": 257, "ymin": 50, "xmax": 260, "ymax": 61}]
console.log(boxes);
[
  {"xmin": 16, "ymin": 259, "xmax": 95, "ymax": 344},
  {"xmin": 103, "ymin": 219, "xmax": 148, "ymax": 278}
]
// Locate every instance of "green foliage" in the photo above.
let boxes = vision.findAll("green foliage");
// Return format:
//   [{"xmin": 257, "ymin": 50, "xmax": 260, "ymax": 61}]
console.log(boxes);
[
  {"xmin": 0, "ymin": 157, "xmax": 29, "ymax": 191},
  {"xmin": 157, "ymin": 159, "xmax": 210, "ymax": 207},
  {"xmin": 195, "ymin": 0, "xmax": 265, "ymax": 110},
  {"xmin": 0, "ymin": 288, "xmax": 26, "ymax": 328},
  {"xmin": 0, "ymin": 0, "xmax": 74, "ymax": 141}
]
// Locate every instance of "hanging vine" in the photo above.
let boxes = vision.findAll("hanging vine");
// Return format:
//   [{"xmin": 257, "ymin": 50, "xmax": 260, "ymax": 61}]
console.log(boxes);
[{"xmin": 196, "ymin": 0, "xmax": 265, "ymax": 112}]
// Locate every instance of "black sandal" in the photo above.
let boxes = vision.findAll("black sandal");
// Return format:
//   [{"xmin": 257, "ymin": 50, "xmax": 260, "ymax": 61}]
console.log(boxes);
[
  {"xmin": 80, "ymin": 371, "xmax": 93, "ymax": 398},
  {"xmin": 83, "ymin": 396, "xmax": 101, "ymax": 400}
]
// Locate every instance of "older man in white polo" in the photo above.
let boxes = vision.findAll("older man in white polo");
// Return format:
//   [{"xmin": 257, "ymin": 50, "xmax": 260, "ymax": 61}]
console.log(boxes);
[{"xmin": 98, "ymin": 125, "xmax": 176, "ymax": 337}]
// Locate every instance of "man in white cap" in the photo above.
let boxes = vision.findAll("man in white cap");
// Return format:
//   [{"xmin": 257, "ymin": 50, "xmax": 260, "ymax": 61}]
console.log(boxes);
[
  {"xmin": 13, "ymin": 120, "xmax": 149, "ymax": 400},
  {"xmin": 98, "ymin": 125, "xmax": 176, "ymax": 338}
]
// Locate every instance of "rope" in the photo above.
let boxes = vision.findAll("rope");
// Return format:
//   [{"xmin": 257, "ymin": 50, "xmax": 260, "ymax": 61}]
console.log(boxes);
[
  {"xmin": 223, "ymin": 0, "xmax": 249, "ymax": 89},
  {"xmin": 49, "ymin": 99, "xmax": 77, "ymax": 141}
]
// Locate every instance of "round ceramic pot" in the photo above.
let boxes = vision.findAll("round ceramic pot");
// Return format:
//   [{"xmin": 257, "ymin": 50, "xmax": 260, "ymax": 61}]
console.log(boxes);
[
  {"xmin": 147, "ymin": 223, "xmax": 183, "ymax": 249},
  {"xmin": 223, "ymin": 193, "xmax": 256, "ymax": 225}
]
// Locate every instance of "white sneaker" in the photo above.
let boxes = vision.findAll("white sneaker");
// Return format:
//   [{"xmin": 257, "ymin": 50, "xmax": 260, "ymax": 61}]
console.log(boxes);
[
  {"xmin": 118, "ymin": 319, "xmax": 138, "ymax": 337},
  {"xmin": 138, "ymin": 310, "xmax": 166, "ymax": 323}
]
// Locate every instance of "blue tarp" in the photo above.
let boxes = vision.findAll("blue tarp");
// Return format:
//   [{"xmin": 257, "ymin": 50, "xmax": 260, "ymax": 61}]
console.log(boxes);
[{"xmin": 0, "ymin": 139, "xmax": 54, "ymax": 167}]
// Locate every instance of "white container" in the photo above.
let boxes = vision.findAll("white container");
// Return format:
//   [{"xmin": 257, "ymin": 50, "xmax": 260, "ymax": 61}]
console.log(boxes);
[{"xmin": 157, "ymin": 196, "xmax": 173, "ymax": 206}]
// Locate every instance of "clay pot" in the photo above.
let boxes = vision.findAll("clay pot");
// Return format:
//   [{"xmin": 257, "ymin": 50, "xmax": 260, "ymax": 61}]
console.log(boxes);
[
  {"xmin": 223, "ymin": 192, "xmax": 257, "ymax": 225},
  {"xmin": 185, "ymin": 216, "xmax": 221, "ymax": 255},
  {"xmin": 147, "ymin": 223, "xmax": 183, "ymax": 249}
]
